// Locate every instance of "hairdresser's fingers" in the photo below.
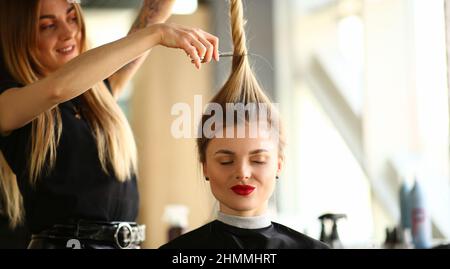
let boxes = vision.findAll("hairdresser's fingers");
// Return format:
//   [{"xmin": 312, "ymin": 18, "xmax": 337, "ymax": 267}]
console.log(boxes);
[
  {"xmin": 199, "ymin": 31, "xmax": 219, "ymax": 62},
  {"xmin": 196, "ymin": 35, "xmax": 213, "ymax": 63},
  {"xmin": 183, "ymin": 43, "xmax": 201, "ymax": 69},
  {"xmin": 190, "ymin": 29, "xmax": 214, "ymax": 63},
  {"xmin": 187, "ymin": 33, "xmax": 207, "ymax": 61},
  {"xmin": 201, "ymin": 37, "xmax": 214, "ymax": 63}
]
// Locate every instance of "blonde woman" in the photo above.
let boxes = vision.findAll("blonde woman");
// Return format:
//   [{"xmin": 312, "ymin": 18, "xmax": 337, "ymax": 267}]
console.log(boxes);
[
  {"xmin": 0, "ymin": 0, "xmax": 219, "ymax": 249},
  {"xmin": 160, "ymin": 0, "xmax": 327, "ymax": 249}
]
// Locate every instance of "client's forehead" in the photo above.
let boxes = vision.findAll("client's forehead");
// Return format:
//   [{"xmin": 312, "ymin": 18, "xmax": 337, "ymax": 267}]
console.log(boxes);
[
  {"xmin": 208, "ymin": 122, "xmax": 276, "ymax": 138},
  {"xmin": 207, "ymin": 135, "xmax": 277, "ymax": 155}
]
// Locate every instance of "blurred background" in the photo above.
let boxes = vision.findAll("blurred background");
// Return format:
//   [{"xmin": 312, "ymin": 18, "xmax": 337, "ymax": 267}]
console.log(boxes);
[{"xmin": 2, "ymin": 0, "xmax": 450, "ymax": 249}]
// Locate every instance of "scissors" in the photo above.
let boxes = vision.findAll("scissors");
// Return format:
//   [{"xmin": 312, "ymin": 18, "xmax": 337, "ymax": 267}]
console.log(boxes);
[
  {"xmin": 218, "ymin": 51, "xmax": 235, "ymax": 58},
  {"xmin": 192, "ymin": 51, "xmax": 241, "ymax": 63}
]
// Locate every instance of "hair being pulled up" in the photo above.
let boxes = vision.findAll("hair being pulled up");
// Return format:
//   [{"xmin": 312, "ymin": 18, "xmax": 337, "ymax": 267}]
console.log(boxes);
[{"xmin": 197, "ymin": 0, "xmax": 285, "ymax": 164}]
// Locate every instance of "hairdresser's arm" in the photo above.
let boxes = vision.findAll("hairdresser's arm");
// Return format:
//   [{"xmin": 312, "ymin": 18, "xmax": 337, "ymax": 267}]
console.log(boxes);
[
  {"xmin": 0, "ymin": 24, "xmax": 219, "ymax": 135},
  {"xmin": 108, "ymin": 0, "xmax": 176, "ymax": 99}
]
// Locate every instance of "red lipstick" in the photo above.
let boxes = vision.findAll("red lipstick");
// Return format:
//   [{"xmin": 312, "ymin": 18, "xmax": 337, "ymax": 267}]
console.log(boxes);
[{"xmin": 231, "ymin": 185, "xmax": 255, "ymax": 196}]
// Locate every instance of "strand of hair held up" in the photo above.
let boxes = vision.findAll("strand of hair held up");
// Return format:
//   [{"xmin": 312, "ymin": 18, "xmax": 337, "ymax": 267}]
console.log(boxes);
[{"xmin": 230, "ymin": 0, "xmax": 248, "ymax": 71}]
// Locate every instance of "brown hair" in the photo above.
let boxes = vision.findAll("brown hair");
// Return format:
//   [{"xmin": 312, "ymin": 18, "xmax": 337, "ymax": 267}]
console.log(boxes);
[
  {"xmin": 0, "ymin": 0, "xmax": 137, "ymax": 227},
  {"xmin": 196, "ymin": 0, "xmax": 285, "ymax": 164}
]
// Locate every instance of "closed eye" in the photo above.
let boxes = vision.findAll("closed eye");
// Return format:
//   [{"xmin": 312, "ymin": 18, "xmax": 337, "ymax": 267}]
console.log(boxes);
[
  {"xmin": 69, "ymin": 14, "xmax": 78, "ymax": 23},
  {"xmin": 220, "ymin": 161, "xmax": 234, "ymax": 165},
  {"xmin": 41, "ymin": 24, "xmax": 55, "ymax": 30}
]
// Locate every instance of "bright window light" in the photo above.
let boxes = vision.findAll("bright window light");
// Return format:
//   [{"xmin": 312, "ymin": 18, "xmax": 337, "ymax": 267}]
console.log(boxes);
[
  {"xmin": 337, "ymin": 15, "xmax": 364, "ymax": 68},
  {"xmin": 172, "ymin": 0, "xmax": 198, "ymax": 15}
]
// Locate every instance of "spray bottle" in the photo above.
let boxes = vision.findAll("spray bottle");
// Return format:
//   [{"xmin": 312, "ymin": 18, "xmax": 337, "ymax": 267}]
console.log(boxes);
[
  {"xmin": 398, "ymin": 175, "xmax": 414, "ymax": 248},
  {"xmin": 318, "ymin": 213, "xmax": 347, "ymax": 248},
  {"xmin": 410, "ymin": 178, "xmax": 432, "ymax": 249},
  {"xmin": 162, "ymin": 204, "xmax": 189, "ymax": 242},
  {"xmin": 399, "ymin": 177, "xmax": 412, "ymax": 230}
]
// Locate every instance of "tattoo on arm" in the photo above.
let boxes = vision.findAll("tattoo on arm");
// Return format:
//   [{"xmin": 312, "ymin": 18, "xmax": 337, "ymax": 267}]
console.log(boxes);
[
  {"xmin": 121, "ymin": 1, "xmax": 167, "ymax": 71},
  {"xmin": 113, "ymin": 1, "xmax": 172, "ymax": 83},
  {"xmin": 130, "ymin": 1, "xmax": 163, "ymax": 34}
]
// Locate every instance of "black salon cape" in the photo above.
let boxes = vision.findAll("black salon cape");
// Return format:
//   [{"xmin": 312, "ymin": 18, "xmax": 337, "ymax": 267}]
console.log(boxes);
[{"xmin": 159, "ymin": 220, "xmax": 329, "ymax": 249}]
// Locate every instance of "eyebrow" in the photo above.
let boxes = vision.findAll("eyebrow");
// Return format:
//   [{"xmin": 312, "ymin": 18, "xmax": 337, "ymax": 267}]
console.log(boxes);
[
  {"xmin": 214, "ymin": 150, "xmax": 235, "ymax": 155},
  {"xmin": 249, "ymin": 149, "xmax": 269, "ymax": 155},
  {"xmin": 214, "ymin": 149, "xmax": 269, "ymax": 155},
  {"xmin": 39, "ymin": 5, "xmax": 75, "ymax": 20}
]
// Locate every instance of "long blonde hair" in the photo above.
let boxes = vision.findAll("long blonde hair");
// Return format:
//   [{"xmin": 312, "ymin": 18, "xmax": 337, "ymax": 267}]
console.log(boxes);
[
  {"xmin": 0, "ymin": 0, "xmax": 137, "ymax": 228},
  {"xmin": 197, "ymin": 0, "xmax": 285, "ymax": 163}
]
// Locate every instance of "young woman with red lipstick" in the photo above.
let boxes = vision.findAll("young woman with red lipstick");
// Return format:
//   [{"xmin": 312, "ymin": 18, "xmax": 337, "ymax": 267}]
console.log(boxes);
[
  {"xmin": 159, "ymin": 0, "xmax": 328, "ymax": 249},
  {"xmin": 0, "ymin": 0, "xmax": 218, "ymax": 249}
]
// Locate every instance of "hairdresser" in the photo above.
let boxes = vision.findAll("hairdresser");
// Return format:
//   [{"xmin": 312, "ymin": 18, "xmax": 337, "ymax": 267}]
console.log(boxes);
[{"xmin": 0, "ymin": 0, "xmax": 218, "ymax": 249}]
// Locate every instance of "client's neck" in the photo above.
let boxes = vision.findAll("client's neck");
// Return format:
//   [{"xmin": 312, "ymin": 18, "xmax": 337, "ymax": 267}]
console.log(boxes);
[{"xmin": 217, "ymin": 211, "xmax": 271, "ymax": 229}]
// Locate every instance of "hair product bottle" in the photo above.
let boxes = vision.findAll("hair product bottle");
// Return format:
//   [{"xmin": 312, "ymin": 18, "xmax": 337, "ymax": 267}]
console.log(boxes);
[{"xmin": 410, "ymin": 178, "xmax": 432, "ymax": 249}]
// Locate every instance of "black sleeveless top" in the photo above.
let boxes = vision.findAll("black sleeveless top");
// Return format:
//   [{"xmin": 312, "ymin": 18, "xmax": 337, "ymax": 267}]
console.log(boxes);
[{"xmin": 0, "ymin": 69, "xmax": 139, "ymax": 234}]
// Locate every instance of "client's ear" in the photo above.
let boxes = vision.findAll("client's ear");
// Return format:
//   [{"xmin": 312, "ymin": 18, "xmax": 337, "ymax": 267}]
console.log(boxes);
[{"xmin": 202, "ymin": 162, "xmax": 208, "ymax": 178}]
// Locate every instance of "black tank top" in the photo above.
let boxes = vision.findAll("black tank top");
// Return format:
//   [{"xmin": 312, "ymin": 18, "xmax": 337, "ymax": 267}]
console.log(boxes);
[{"xmin": 0, "ymin": 69, "xmax": 139, "ymax": 234}]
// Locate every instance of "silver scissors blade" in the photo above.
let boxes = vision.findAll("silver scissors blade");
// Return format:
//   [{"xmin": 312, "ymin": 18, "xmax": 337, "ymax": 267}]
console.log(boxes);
[
  {"xmin": 193, "ymin": 51, "xmax": 237, "ymax": 63},
  {"xmin": 219, "ymin": 51, "xmax": 234, "ymax": 58}
]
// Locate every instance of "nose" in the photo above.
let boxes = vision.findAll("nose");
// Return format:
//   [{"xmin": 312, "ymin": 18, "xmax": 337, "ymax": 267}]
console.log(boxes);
[
  {"xmin": 58, "ymin": 21, "xmax": 76, "ymax": 41},
  {"xmin": 234, "ymin": 161, "xmax": 251, "ymax": 181}
]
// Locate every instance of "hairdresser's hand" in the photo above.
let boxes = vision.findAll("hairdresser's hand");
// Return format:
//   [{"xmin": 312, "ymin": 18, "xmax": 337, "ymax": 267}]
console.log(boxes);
[{"xmin": 154, "ymin": 23, "xmax": 219, "ymax": 69}]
